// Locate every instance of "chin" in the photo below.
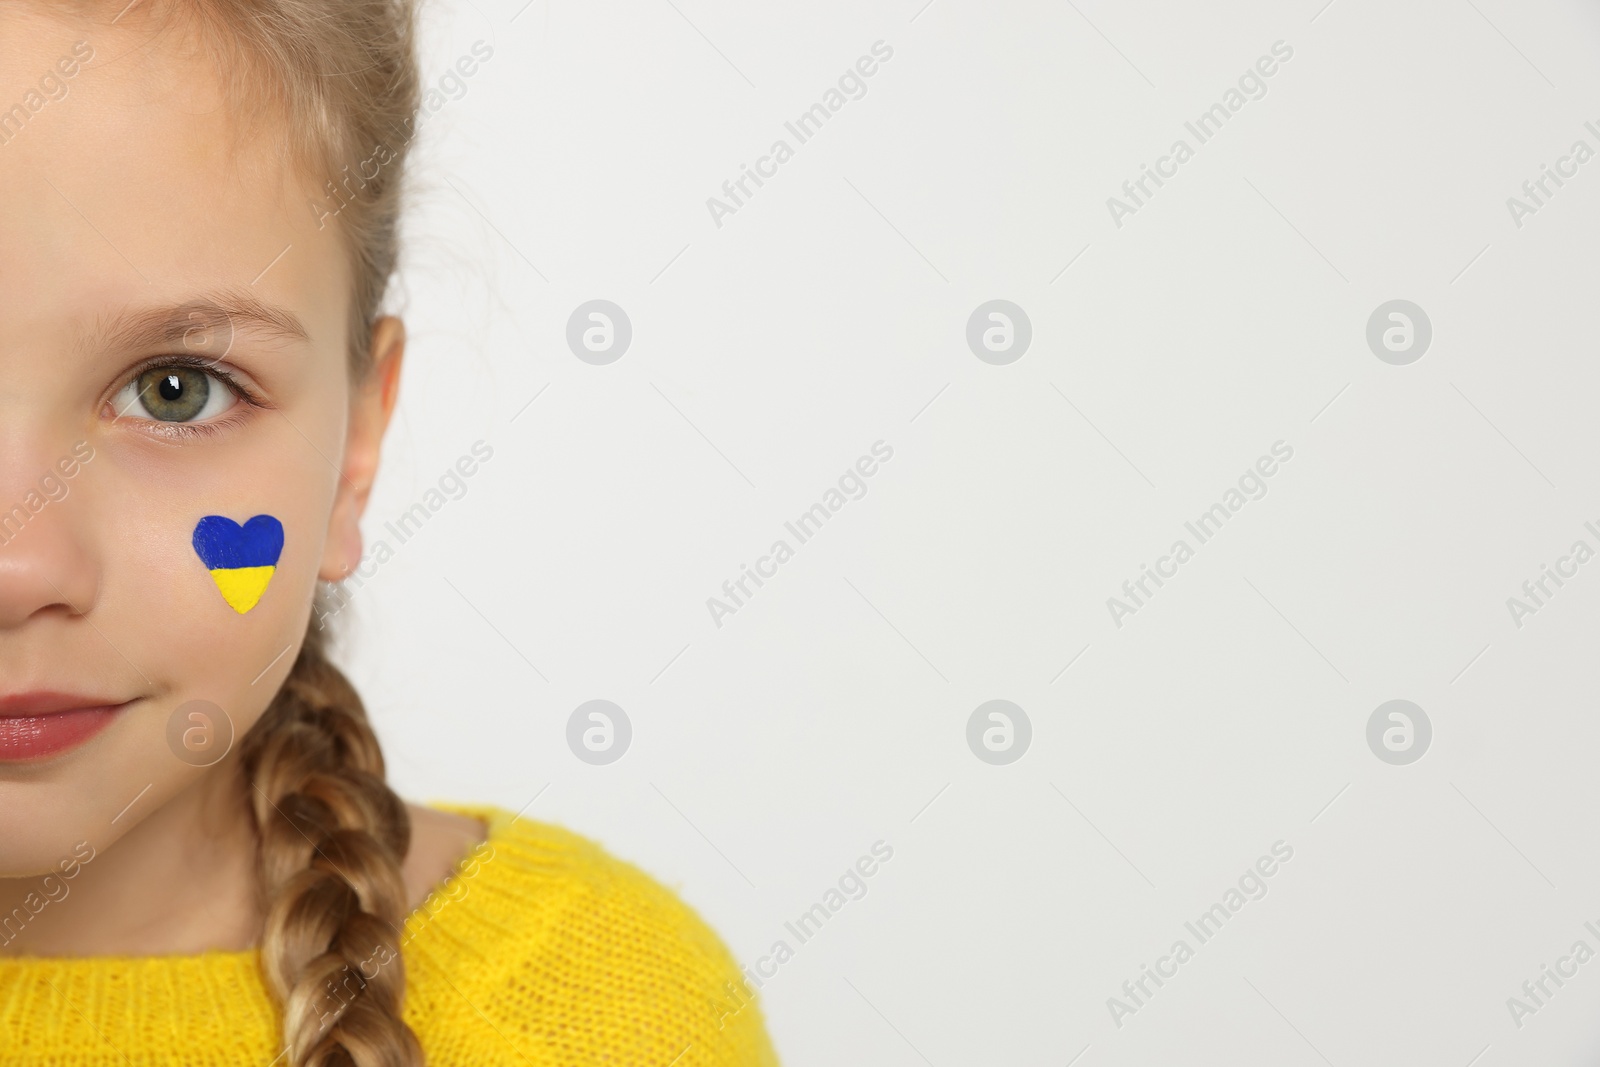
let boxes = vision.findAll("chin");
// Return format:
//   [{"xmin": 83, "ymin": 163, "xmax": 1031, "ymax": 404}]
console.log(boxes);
[
  {"xmin": 0, "ymin": 806, "xmax": 99, "ymax": 879},
  {"xmin": 0, "ymin": 753, "xmax": 152, "ymax": 879}
]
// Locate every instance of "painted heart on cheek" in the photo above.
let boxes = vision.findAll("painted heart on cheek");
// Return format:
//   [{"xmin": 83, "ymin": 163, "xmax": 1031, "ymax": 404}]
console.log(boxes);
[{"xmin": 192, "ymin": 515, "xmax": 285, "ymax": 614}]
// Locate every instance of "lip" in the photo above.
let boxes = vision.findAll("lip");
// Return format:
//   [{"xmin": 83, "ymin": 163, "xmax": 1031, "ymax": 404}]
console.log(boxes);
[{"xmin": 0, "ymin": 692, "xmax": 132, "ymax": 762}]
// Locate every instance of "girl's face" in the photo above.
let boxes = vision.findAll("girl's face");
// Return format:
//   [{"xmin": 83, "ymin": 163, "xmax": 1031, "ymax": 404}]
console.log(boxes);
[{"xmin": 0, "ymin": 9, "xmax": 395, "ymax": 873}]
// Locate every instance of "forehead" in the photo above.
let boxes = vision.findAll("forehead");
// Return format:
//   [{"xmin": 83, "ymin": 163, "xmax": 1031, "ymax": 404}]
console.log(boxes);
[{"xmin": 0, "ymin": 6, "xmax": 349, "ymax": 359}]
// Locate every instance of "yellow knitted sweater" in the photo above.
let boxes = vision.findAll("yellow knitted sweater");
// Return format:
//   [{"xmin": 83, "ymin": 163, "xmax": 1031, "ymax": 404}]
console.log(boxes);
[{"xmin": 0, "ymin": 804, "xmax": 780, "ymax": 1066}]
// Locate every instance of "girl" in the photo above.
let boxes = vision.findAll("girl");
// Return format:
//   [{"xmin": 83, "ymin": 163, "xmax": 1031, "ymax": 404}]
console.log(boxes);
[{"xmin": 0, "ymin": 1, "xmax": 778, "ymax": 1064}]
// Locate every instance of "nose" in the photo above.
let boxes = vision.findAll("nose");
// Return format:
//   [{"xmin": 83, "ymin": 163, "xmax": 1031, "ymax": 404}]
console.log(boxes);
[{"xmin": 0, "ymin": 467, "xmax": 100, "ymax": 629}]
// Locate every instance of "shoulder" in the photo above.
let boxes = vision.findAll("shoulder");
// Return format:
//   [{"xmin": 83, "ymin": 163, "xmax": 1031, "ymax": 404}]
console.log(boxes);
[
  {"xmin": 401, "ymin": 803, "xmax": 489, "ymax": 914},
  {"xmin": 400, "ymin": 803, "xmax": 780, "ymax": 1067}
]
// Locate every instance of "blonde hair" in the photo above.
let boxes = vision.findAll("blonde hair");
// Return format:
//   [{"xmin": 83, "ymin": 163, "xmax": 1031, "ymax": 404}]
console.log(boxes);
[
  {"xmin": 245, "ymin": 633, "xmax": 422, "ymax": 1066},
  {"xmin": 85, "ymin": 0, "xmax": 426, "ymax": 1063}
]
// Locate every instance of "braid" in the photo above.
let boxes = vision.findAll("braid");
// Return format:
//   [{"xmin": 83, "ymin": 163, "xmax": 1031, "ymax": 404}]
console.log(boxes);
[{"xmin": 242, "ymin": 624, "xmax": 423, "ymax": 1067}]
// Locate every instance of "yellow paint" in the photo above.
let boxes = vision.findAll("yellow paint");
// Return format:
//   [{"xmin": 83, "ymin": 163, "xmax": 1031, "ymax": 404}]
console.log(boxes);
[{"xmin": 209, "ymin": 565, "xmax": 275, "ymax": 614}]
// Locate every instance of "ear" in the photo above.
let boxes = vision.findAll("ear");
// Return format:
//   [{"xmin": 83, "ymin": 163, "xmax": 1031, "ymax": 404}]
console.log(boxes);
[{"xmin": 320, "ymin": 317, "xmax": 405, "ymax": 582}]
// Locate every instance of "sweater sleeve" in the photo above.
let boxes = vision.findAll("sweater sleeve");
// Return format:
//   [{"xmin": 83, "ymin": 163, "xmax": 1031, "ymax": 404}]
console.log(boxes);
[
  {"xmin": 401, "ymin": 806, "xmax": 782, "ymax": 1067},
  {"xmin": 560, "ymin": 845, "xmax": 782, "ymax": 1067}
]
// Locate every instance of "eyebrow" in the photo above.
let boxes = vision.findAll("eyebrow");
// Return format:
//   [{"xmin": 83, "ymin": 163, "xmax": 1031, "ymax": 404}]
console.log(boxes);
[{"xmin": 83, "ymin": 288, "xmax": 311, "ymax": 358}]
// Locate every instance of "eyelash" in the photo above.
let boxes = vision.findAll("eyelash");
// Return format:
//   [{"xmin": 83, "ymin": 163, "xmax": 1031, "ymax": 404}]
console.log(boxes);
[{"xmin": 115, "ymin": 355, "xmax": 267, "ymax": 440}]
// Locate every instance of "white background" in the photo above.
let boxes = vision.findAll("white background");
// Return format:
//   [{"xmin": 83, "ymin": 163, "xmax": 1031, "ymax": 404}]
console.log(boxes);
[{"xmin": 343, "ymin": 1, "xmax": 1600, "ymax": 1063}]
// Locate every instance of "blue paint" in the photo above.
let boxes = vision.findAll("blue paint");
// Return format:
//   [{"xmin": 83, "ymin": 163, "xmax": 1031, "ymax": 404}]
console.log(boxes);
[{"xmin": 192, "ymin": 514, "xmax": 284, "ymax": 571}]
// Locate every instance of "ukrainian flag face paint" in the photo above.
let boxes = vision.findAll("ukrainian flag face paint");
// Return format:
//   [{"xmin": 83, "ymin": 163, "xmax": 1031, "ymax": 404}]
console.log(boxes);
[{"xmin": 192, "ymin": 515, "xmax": 285, "ymax": 614}]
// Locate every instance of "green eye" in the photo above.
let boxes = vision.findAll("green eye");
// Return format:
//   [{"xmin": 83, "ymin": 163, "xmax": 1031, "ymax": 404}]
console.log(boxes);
[
  {"xmin": 115, "ymin": 364, "xmax": 236, "ymax": 423},
  {"xmin": 139, "ymin": 366, "xmax": 208, "ymax": 421}
]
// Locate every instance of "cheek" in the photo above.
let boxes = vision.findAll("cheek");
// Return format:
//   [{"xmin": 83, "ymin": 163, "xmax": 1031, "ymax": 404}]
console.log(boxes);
[{"xmin": 98, "ymin": 418, "xmax": 342, "ymax": 712}]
